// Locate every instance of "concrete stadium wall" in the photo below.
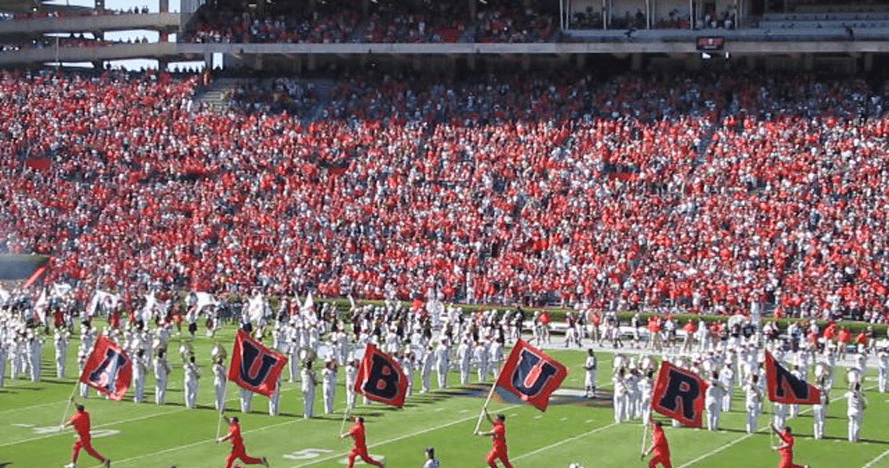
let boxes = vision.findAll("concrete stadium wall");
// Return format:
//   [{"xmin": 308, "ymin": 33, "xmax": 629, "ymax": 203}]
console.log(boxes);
[{"xmin": 0, "ymin": 13, "xmax": 180, "ymax": 35}]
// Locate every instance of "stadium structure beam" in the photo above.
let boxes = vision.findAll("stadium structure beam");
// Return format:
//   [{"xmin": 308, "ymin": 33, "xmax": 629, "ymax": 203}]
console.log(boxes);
[{"xmin": 4, "ymin": 39, "xmax": 889, "ymax": 66}]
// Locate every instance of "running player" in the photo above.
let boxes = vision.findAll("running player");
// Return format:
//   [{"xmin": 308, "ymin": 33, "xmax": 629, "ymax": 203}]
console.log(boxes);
[
  {"xmin": 642, "ymin": 419, "xmax": 672, "ymax": 468},
  {"xmin": 771, "ymin": 425, "xmax": 811, "ymax": 468},
  {"xmin": 63, "ymin": 400, "xmax": 111, "ymax": 468},
  {"xmin": 475, "ymin": 408, "xmax": 515, "ymax": 468},
  {"xmin": 340, "ymin": 416, "xmax": 385, "ymax": 468},
  {"xmin": 217, "ymin": 414, "xmax": 269, "ymax": 468}
]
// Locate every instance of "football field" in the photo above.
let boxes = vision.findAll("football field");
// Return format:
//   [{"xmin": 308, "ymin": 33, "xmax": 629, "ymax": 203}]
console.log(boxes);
[{"xmin": 2, "ymin": 327, "xmax": 889, "ymax": 468}]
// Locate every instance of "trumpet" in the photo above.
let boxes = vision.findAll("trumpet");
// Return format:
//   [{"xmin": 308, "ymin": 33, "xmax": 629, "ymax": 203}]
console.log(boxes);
[
  {"xmin": 211, "ymin": 343, "xmax": 227, "ymax": 364},
  {"xmin": 179, "ymin": 342, "xmax": 195, "ymax": 362},
  {"xmin": 846, "ymin": 368, "xmax": 862, "ymax": 388},
  {"xmin": 814, "ymin": 362, "xmax": 831, "ymax": 380},
  {"xmin": 298, "ymin": 346, "xmax": 317, "ymax": 364}
]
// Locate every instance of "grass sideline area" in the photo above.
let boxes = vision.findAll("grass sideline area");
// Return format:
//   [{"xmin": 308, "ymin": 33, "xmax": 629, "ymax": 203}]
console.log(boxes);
[{"xmin": 2, "ymin": 327, "xmax": 889, "ymax": 468}]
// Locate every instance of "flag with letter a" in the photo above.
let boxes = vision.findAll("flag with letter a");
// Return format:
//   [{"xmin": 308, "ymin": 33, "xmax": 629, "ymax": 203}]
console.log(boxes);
[
  {"xmin": 354, "ymin": 343, "xmax": 410, "ymax": 408},
  {"xmin": 78, "ymin": 335, "xmax": 133, "ymax": 401},
  {"xmin": 494, "ymin": 339, "xmax": 568, "ymax": 411},
  {"xmin": 651, "ymin": 360, "xmax": 708, "ymax": 427},
  {"xmin": 764, "ymin": 350, "xmax": 820, "ymax": 404},
  {"xmin": 228, "ymin": 329, "xmax": 288, "ymax": 397}
]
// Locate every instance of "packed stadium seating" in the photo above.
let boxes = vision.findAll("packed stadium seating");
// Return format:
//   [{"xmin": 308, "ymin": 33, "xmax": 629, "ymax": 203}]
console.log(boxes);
[
  {"xmin": 183, "ymin": 0, "xmax": 551, "ymax": 44},
  {"xmin": 2, "ymin": 67, "xmax": 888, "ymax": 323}
]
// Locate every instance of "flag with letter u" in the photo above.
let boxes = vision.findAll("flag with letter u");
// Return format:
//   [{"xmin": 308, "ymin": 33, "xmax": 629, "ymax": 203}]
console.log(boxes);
[
  {"xmin": 78, "ymin": 335, "xmax": 132, "ymax": 401},
  {"xmin": 494, "ymin": 339, "xmax": 568, "ymax": 411},
  {"xmin": 651, "ymin": 360, "xmax": 708, "ymax": 427},
  {"xmin": 228, "ymin": 329, "xmax": 288, "ymax": 397},
  {"xmin": 765, "ymin": 350, "xmax": 820, "ymax": 404},
  {"xmin": 354, "ymin": 343, "xmax": 410, "ymax": 408}
]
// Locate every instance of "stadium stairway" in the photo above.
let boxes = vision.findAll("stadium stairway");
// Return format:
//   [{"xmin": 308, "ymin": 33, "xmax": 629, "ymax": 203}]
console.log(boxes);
[
  {"xmin": 306, "ymin": 78, "xmax": 338, "ymax": 121},
  {"xmin": 193, "ymin": 77, "xmax": 241, "ymax": 112}
]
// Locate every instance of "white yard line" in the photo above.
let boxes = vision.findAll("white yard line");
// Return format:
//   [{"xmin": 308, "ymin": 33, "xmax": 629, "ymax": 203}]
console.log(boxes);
[
  {"xmin": 0, "ymin": 387, "xmax": 300, "ymax": 448},
  {"xmin": 513, "ymin": 422, "xmax": 620, "ymax": 461},
  {"xmin": 863, "ymin": 449, "xmax": 889, "ymax": 468},
  {"xmin": 111, "ymin": 416, "xmax": 304, "ymax": 466},
  {"xmin": 0, "ymin": 399, "xmax": 70, "ymax": 415},
  {"xmin": 291, "ymin": 405, "xmax": 522, "ymax": 468},
  {"xmin": 111, "ymin": 404, "xmax": 521, "ymax": 467},
  {"xmin": 679, "ymin": 385, "xmax": 876, "ymax": 468}
]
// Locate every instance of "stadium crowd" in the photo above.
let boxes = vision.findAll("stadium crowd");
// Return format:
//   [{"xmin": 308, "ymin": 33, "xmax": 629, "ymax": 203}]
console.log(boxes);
[
  {"xmin": 182, "ymin": 0, "xmax": 555, "ymax": 44},
  {"xmin": 1, "ymin": 67, "xmax": 889, "ymax": 322}
]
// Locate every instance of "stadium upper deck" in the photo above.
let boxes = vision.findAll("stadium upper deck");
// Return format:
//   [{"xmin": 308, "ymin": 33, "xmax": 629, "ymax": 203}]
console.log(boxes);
[{"xmin": 0, "ymin": 0, "xmax": 888, "ymax": 68}]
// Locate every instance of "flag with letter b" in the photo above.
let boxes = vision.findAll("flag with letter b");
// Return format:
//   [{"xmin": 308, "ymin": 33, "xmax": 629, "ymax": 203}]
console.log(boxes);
[{"xmin": 354, "ymin": 343, "xmax": 409, "ymax": 408}]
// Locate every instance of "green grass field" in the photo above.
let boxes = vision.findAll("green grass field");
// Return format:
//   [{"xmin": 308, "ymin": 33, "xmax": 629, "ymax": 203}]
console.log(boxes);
[{"xmin": 2, "ymin": 327, "xmax": 889, "ymax": 468}]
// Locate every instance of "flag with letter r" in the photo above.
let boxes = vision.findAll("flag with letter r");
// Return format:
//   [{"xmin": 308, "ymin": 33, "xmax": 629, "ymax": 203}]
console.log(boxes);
[
  {"xmin": 765, "ymin": 350, "xmax": 820, "ymax": 404},
  {"xmin": 228, "ymin": 329, "xmax": 288, "ymax": 397},
  {"xmin": 354, "ymin": 343, "xmax": 409, "ymax": 408},
  {"xmin": 651, "ymin": 360, "xmax": 708, "ymax": 427},
  {"xmin": 78, "ymin": 335, "xmax": 132, "ymax": 401},
  {"xmin": 494, "ymin": 339, "xmax": 568, "ymax": 412}
]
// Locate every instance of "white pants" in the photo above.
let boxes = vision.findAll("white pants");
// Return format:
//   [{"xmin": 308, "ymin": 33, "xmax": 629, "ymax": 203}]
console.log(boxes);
[
  {"xmin": 155, "ymin": 379, "xmax": 167, "ymax": 404},
  {"xmin": 240, "ymin": 390, "xmax": 252, "ymax": 413},
  {"xmin": 56, "ymin": 351, "xmax": 66, "ymax": 378},
  {"xmin": 879, "ymin": 368, "xmax": 888, "ymax": 393},
  {"xmin": 289, "ymin": 357, "xmax": 300, "ymax": 382},
  {"xmin": 813, "ymin": 405, "xmax": 825, "ymax": 439},
  {"xmin": 477, "ymin": 362, "xmax": 488, "ymax": 382},
  {"xmin": 746, "ymin": 403, "xmax": 758, "ymax": 434},
  {"xmin": 185, "ymin": 380, "xmax": 198, "ymax": 409},
  {"xmin": 790, "ymin": 404, "xmax": 799, "ymax": 418},
  {"xmin": 346, "ymin": 387, "xmax": 356, "ymax": 409},
  {"xmin": 722, "ymin": 389, "xmax": 733, "ymax": 412},
  {"xmin": 614, "ymin": 394, "xmax": 627, "ymax": 423},
  {"xmin": 0, "ymin": 356, "xmax": 4, "ymax": 387},
  {"xmin": 460, "ymin": 363, "xmax": 471, "ymax": 386},
  {"xmin": 269, "ymin": 390, "xmax": 280, "ymax": 416},
  {"xmin": 773, "ymin": 405, "xmax": 787, "ymax": 429},
  {"xmin": 437, "ymin": 365, "xmax": 448, "ymax": 389},
  {"xmin": 323, "ymin": 383, "xmax": 335, "ymax": 414},
  {"xmin": 706, "ymin": 403, "xmax": 721, "ymax": 431},
  {"xmin": 421, "ymin": 368, "xmax": 432, "ymax": 393},
  {"xmin": 848, "ymin": 413, "xmax": 862, "ymax": 442},
  {"xmin": 630, "ymin": 393, "xmax": 641, "ymax": 419},
  {"xmin": 585, "ymin": 371, "xmax": 597, "ymax": 394},
  {"xmin": 133, "ymin": 375, "xmax": 145, "ymax": 403},
  {"xmin": 80, "ymin": 382, "xmax": 90, "ymax": 398},
  {"xmin": 29, "ymin": 353, "xmax": 40, "ymax": 382},
  {"xmin": 215, "ymin": 381, "xmax": 226, "ymax": 411},
  {"xmin": 303, "ymin": 388, "xmax": 314, "ymax": 418}
]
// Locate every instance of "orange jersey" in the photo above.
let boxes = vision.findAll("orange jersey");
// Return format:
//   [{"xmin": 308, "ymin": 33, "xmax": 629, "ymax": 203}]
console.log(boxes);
[
  {"xmin": 69, "ymin": 411, "xmax": 91, "ymax": 439},
  {"xmin": 491, "ymin": 422, "xmax": 507, "ymax": 450},
  {"xmin": 227, "ymin": 422, "xmax": 244, "ymax": 447},
  {"xmin": 778, "ymin": 430, "xmax": 794, "ymax": 460},
  {"xmin": 349, "ymin": 422, "xmax": 367, "ymax": 449},
  {"xmin": 651, "ymin": 424, "xmax": 670, "ymax": 457}
]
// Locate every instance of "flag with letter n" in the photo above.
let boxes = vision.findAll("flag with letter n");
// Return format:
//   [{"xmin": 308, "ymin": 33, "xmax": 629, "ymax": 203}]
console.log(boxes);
[
  {"xmin": 78, "ymin": 335, "xmax": 132, "ymax": 401},
  {"xmin": 765, "ymin": 350, "xmax": 820, "ymax": 404},
  {"xmin": 651, "ymin": 360, "xmax": 708, "ymax": 427},
  {"xmin": 494, "ymin": 339, "xmax": 568, "ymax": 412},
  {"xmin": 355, "ymin": 343, "xmax": 409, "ymax": 408},
  {"xmin": 228, "ymin": 329, "xmax": 288, "ymax": 397}
]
